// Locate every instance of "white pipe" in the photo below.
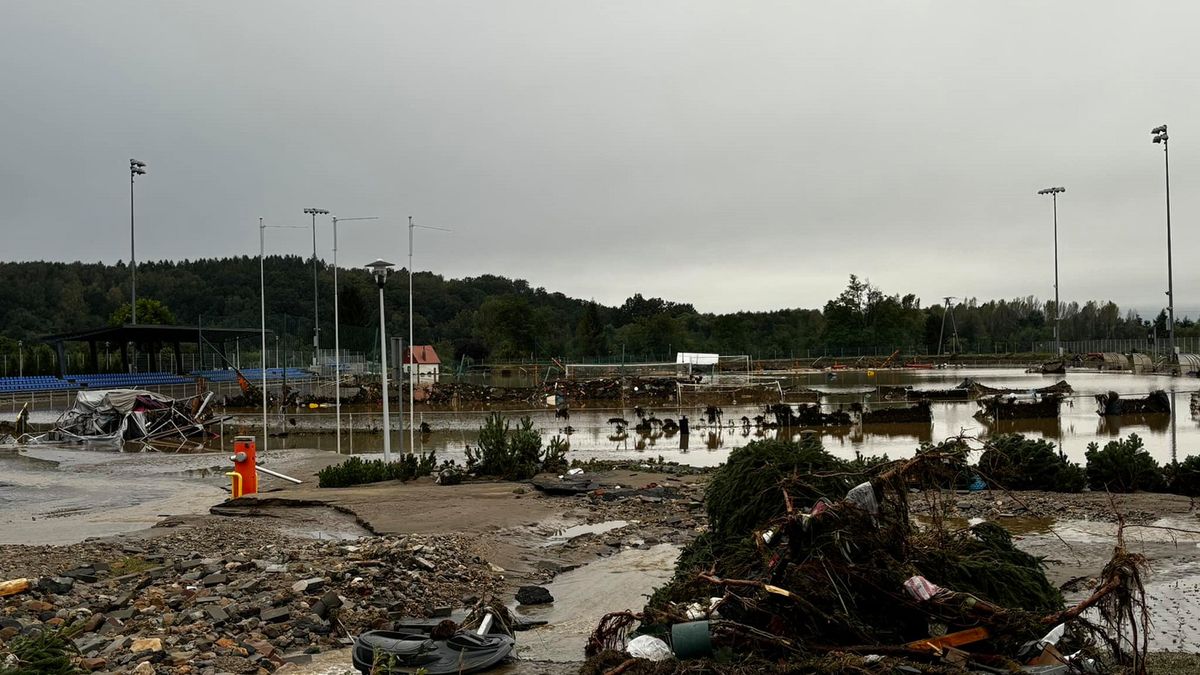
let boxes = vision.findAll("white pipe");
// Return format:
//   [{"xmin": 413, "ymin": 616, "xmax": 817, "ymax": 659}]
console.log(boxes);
[{"xmin": 256, "ymin": 465, "xmax": 302, "ymax": 484}]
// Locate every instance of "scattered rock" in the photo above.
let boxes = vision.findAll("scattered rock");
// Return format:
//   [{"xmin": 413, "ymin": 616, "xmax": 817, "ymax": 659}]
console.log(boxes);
[
  {"xmin": 260, "ymin": 607, "xmax": 291, "ymax": 623},
  {"xmin": 515, "ymin": 585, "xmax": 553, "ymax": 605},
  {"xmin": 130, "ymin": 637, "xmax": 163, "ymax": 653},
  {"xmin": 37, "ymin": 576, "xmax": 75, "ymax": 594},
  {"xmin": 291, "ymin": 578, "xmax": 324, "ymax": 594}
]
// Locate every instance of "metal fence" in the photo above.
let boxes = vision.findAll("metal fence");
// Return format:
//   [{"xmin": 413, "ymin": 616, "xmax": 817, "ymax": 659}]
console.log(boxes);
[{"xmin": 1033, "ymin": 337, "xmax": 1200, "ymax": 356}]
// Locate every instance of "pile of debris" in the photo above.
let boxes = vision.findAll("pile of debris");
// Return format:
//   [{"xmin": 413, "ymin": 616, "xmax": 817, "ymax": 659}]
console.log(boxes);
[
  {"xmin": 766, "ymin": 403, "xmax": 852, "ymax": 428},
  {"xmin": 856, "ymin": 400, "xmax": 933, "ymax": 424},
  {"xmin": 1095, "ymin": 390, "xmax": 1171, "ymax": 416},
  {"xmin": 0, "ymin": 524, "xmax": 500, "ymax": 674},
  {"xmin": 32, "ymin": 389, "xmax": 226, "ymax": 445},
  {"xmin": 625, "ymin": 378, "xmax": 681, "ymax": 401},
  {"xmin": 583, "ymin": 436, "xmax": 1150, "ymax": 674},
  {"xmin": 975, "ymin": 394, "xmax": 1064, "ymax": 421},
  {"xmin": 547, "ymin": 378, "xmax": 624, "ymax": 401},
  {"xmin": 963, "ymin": 379, "xmax": 1074, "ymax": 398},
  {"xmin": 421, "ymin": 382, "xmax": 537, "ymax": 405}
]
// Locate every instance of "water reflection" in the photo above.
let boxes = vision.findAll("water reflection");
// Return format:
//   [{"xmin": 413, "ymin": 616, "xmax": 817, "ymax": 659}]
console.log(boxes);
[
  {"xmin": 28, "ymin": 367, "xmax": 1200, "ymax": 467},
  {"xmin": 978, "ymin": 417, "xmax": 1064, "ymax": 440},
  {"xmin": 1096, "ymin": 414, "xmax": 1170, "ymax": 436},
  {"xmin": 853, "ymin": 423, "xmax": 934, "ymax": 445}
]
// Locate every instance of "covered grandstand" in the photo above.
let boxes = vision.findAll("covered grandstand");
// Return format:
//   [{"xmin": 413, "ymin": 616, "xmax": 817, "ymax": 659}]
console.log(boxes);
[
  {"xmin": 0, "ymin": 324, "xmax": 314, "ymax": 395},
  {"xmin": 0, "ymin": 368, "xmax": 315, "ymax": 395}
]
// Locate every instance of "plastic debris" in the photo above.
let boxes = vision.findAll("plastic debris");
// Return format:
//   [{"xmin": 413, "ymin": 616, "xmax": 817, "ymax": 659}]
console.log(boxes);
[{"xmin": 626, "ymin": 635, "xmax": 672, "ymax": 661}]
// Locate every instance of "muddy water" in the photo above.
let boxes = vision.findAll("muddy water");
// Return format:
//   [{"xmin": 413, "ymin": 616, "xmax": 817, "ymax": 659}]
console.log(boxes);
[
  {"xmin": 1015, "ymin": 516, "xmax": 1200, "ymax": 652},
  {"xmin": 514, "ymin": 544, "xmax": 679, "ymax": 662},
  {"xmin": 0, "ymin": 445, "xmax": 330, "ymax": 545},
  {"xmin": 191, "ymin": 367, "xmax": 1200, "ymax": 467}
]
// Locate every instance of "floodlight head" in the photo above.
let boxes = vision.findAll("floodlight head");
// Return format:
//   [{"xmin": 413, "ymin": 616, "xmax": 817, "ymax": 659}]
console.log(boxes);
[
  {"xmin": 1153, "ymin": 133, "xmax": 1168, "ymax": 144},
  {"xmin": 365, "ymin": 258, "xmax": 394, "ymax": 283},
  {"xmin": 130, "ymin": 159, "xmax": 146, "ymax": 167},
  {"xmin": 1151, "ymin": 125, "xmax": 1168, "ymax": 135}
]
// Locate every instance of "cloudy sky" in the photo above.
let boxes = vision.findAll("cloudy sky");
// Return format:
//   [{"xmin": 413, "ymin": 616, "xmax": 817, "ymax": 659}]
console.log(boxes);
[{"xmin": 2, "ymin": 1, "xmax": 1198, "ymax": 316}]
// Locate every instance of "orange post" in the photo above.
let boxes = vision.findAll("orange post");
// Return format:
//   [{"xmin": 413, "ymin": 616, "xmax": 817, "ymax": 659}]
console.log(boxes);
[{"xmin": 231, "ymin": 435, "xmax": 258, "ymax": 496}]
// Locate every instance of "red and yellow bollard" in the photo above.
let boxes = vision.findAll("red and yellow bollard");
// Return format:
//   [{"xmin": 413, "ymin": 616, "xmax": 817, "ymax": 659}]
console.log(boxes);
[{"xmin": 228, "ymin": 435, "xmax": 258, "ymax": 498}]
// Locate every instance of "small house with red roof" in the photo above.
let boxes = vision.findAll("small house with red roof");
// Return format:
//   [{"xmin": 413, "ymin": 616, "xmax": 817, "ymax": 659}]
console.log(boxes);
[{"xmin": 403, "ymin": 345, "xmax": 441, "ymax": 382}]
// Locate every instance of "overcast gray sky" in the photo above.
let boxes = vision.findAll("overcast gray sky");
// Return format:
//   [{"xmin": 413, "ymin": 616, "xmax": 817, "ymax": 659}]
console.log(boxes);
[{"xmin": 2, "ymin": 1, "xmax": 1198, "ymax": 316}]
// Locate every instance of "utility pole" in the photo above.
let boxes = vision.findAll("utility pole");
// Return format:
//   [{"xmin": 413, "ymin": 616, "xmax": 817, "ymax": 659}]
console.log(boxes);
[{"xmin": 937, "ymin": 297, "xmax": 960, "ymax": 356}]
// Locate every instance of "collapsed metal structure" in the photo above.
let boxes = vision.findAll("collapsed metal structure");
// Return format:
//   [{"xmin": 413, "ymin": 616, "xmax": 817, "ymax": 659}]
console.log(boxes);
[{"xmin": 35, "ymin": 388, "xmax": 224, "ymax": 444}]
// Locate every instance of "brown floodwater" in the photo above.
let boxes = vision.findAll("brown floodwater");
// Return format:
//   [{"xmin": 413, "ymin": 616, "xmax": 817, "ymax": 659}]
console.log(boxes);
[
  {"xmin": 197, "ymin": 367, "xmax": 1200, "ymax": 467},
  {"xmin": 5, "ymin": 367, "xmax": 1199, "ymax": 471}
]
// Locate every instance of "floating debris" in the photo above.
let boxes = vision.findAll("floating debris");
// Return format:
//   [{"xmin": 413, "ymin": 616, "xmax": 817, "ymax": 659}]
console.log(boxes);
[{"xmin": 1095, "ymin": 390, "xmax": 1170, "ymax": 416}]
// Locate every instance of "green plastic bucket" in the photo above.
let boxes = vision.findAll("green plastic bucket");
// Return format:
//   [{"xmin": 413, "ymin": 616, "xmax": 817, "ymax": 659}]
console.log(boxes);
[{"xmin": 670, "ymin": 620, "xmax": 712, "ymax": 659}]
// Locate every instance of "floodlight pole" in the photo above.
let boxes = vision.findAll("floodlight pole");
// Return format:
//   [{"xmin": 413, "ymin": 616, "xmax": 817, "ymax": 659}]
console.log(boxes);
[
  {"xmin": 304, "ymin": 208, "xmax": 329, "ymax": 366},
  {"xmin": 1037, "ymin": 187, "xmax": 1066, "ymax": 357},
  {"xmin": 259, "ymin": 218, "xmax": 269, "ymax": 453},
  {"xmin": 331, "ymin": 215, "xmax": 379, "ymax": 454},
  {"xmin": 408, "ymin": 216, "xmax": 415, "ymax": 454},
  {"xmin": 129, "ymin": 159, "xmax": 146, "ymax": 326},
  {"xmin": 129, "ymin": 159, "xmax": 146, "ymax": 373},
  {"xmin": 1151, "ymin": 125, "xmax": 1175, "ymax": 363}
]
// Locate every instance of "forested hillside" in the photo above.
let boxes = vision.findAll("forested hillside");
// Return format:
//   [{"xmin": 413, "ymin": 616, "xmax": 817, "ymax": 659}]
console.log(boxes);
[{"xmin": 0, "ymin": 259, "xmax": 1176, "ymax": 367}]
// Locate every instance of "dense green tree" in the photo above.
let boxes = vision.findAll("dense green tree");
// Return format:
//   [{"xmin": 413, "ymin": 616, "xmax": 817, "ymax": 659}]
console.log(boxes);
[
  {"xmin": 109, "ymin": 299, "xmax": 177, "ymax": 326},
  {"xmin": 0, "ymin": 259, "xmax": 1181, "ymax": 373}
]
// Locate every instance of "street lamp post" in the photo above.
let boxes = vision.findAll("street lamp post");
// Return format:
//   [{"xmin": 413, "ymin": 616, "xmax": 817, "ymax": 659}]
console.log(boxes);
[
  {"xmin": 331, "ymin": 215, "xmax": 378, "ymax": 454},
  {"xmin": 1037, "ymin": 186, "xmax": 1066, "ymax": 358},
  {"xmin": 1151, "ymin": 125, "xmax": 1175, "ymax": 363},
  {"xmin": 367, "ymin": 259, "xmax": 396, "ymax": 462},
  {"xmin": 304, "ymin": 208, "xmax": 330, "ymax": 366},
  {"xmin": 407, "ymin": 216, "xmax": 450, "ymax": 453}
]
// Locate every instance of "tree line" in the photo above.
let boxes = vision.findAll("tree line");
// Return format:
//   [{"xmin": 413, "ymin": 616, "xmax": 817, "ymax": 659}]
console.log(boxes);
[{"xmin": 0, "ymin": 259, "xmax": 1187, "ymax": 372}]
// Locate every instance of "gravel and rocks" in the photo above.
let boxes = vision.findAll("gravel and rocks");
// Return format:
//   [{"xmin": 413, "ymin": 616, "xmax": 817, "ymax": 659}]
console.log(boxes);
[{"xmin": 0, "ymin": 521, "xmax": 500, "ymax": 674}]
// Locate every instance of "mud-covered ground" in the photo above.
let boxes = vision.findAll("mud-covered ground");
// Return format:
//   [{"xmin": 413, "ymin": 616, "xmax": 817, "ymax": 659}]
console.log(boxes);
[{"xmin": 5, "ymin": 442, "xmax": 1200, "ymax": 673}]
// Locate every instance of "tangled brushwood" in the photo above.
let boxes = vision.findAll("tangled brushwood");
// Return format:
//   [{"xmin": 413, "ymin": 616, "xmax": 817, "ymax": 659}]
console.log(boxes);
[{"xmin": 584, "ymin": 436, "xmax": 1151, "ymax": 674}]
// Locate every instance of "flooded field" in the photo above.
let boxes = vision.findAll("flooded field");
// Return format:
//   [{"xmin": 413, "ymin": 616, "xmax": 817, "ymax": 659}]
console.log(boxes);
[
  {"xmin": 3, "ymin": 367, "xmax": 1199, "ymax": 544},
  {"xmin": 180, "ymin": 367, "xmax": 1200, "ymax": 467}
]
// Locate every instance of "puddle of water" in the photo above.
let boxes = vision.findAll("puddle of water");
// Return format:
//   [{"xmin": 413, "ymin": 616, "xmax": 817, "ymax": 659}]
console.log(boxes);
[
  {"xmin": 542, "ymin": 520, "xmax": 629, "ymax": 547},
  {"xmin": 514, "ymin": 543, "xmax": 679, "ymax": 663},
  {"xmin": 1008, "ymin": 514, "xmax": 1200, "ymax": 653}
]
